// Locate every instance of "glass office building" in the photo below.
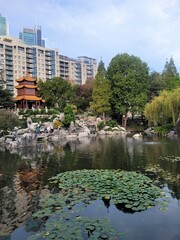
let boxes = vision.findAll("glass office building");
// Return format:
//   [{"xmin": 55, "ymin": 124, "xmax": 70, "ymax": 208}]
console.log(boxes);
[
  {"xmin": 19, "ymin": 26, "xmax": 45, "ymax": 47},
  {"xmin": 0, "ymin": 14, "xmax": 8, "ymax": 36}
]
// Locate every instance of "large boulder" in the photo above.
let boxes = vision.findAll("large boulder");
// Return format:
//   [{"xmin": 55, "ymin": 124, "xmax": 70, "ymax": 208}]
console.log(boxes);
[
  {"xmin": 78, "ymin": 132, "xmax": 89, "ymax": 138},
  {"xmin": 27, "ymin": 117, "xmax": 38, "ymax": 133}
]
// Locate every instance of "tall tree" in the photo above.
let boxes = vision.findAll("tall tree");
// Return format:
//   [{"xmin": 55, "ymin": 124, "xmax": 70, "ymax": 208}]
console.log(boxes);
[
  {"xmin": 144, "ymin": 88, "xmax": 180, "ymax": 126},
  {"xmin": 38, "ymin": 77, "xmax": 74, "ymax": 110},
  {"xmin": 107, "ymin": 53, "xmax": 150, "ymax": 128},
  {"xmin": 72, "ymin": 80, "xmax": 93, "ymax": 112},
  {"xmin": 0, "ymin": 86, "xmax": 14, "ymax": 108},
  {"xmin": 149, "ymin": 71, "xmax": 165, "ymax": 98},
  {"xmin": 90, "ymin": 60, "xmax": 112, "ymax": 119},
  {"xmin": 162, "ymin": 57, "xmax": 180, "ymax": 90}
]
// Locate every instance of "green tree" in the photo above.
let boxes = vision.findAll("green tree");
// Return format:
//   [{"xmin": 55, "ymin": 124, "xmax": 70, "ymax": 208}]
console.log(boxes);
[
  {"xmin": 107, "ymin": 53, "xmax": 150, "ymax": 128},
  {"xmin": 149, "ymin": 71, "xmax": 165, "ymax": 98},
  {"xmin": 144, "ymin": 88, "xmax": 180, "ymax": 126},
  {"xmin": 90, "ymin": 60, "xmax": 112, "ymax": 119},
  {"xmin": 72, "ymin": 80, "xmax": 93, "ymax": 112},
  {"xmin": 0, "ymin": 110, "xmax": 20, "ymax": 133},
  {"xmin": 38, "ymin": 77, "xmax": 74, "ymax": 111},
  {"xmin": 162, "ymin": 57, "xmax": 180, "ymax": 90},
  {"xmin": 0, "ymin": 86, "xmax": 14, "ymax": 108},
  {"xmin": 63, "ymin": 104, "xmax": 75, "ymax": 127}
]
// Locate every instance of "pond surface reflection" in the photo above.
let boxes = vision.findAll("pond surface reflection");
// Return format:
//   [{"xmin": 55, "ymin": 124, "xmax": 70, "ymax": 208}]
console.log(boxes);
[{"xmin": 0, "ymin": 135, "xmax": 180, "ymax": 240}]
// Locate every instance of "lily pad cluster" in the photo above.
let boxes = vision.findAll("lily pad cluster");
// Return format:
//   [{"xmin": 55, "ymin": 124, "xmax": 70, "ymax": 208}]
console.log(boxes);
[
  {"xmin": 50, "ymin": 169, "xmax": 168, "ymax": 211},
  {"xmin": 159, "ymin": 155, "xmax": 180, "ymax": 162},
  {"xmin": 28, "ymin": 169, "xmax": 169, "ymax": 240}
]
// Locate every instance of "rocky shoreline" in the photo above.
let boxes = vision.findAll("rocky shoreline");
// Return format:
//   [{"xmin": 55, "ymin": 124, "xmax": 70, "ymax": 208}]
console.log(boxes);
[
  {"xmin": 1, "ymin": 112, "xmax": 179, "ymax": 153},
  {"xmin": 0, "ymin": 115, "xmax": 128, "ymax": 152}
]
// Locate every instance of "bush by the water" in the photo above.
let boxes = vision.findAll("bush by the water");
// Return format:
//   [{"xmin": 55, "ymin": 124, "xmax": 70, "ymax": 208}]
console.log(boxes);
[
  {"xmin": 97, "ymin": 120, "xmax": 118, "ymax": 130},
  {"xmin": 62, "ymin": 104, "xmax": 75, "ymax": 127},
  {"xmin": 0, "ymin": 110, "xmax": 20, "ymax": 133},
  {"xmin": 154, "ymin": 124, "xmax": 174, "ymax": 136}
]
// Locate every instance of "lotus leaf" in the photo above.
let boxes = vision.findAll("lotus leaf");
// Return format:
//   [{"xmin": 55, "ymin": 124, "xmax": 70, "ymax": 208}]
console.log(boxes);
[{"xmin": 29, "ymin": 169, "xmax": 169, "ymax": 240}]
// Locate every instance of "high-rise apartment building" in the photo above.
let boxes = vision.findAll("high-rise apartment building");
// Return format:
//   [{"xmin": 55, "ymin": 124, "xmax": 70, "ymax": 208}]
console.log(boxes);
[
  {"xmin": 19, "ymin": 26, "xmax": 45, "ymax": 47},
  {"xmin": 0, "ymin": 14, "xmax": 9, "ymax": 36},
  {"xmin": 0, "ymin": 36, "xmax": 97, "ymax": 95}
]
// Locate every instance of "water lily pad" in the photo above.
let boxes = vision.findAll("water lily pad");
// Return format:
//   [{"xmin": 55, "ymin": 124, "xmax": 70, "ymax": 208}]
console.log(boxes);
[{"xmin": 29, "ymin": 169, "xmax": 169, "ymax": 240}]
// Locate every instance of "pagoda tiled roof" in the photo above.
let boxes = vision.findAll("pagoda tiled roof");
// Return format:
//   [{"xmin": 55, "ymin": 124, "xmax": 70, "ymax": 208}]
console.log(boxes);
[
  {"xmin": 15, "ymin": 85, "xmax": 37, "ymax": 89},
  {"xmin": 14, "ymin": 95, "xmax": 43, "ymax": 101},
  {"xmin": 16, "ymin": 72, "xmax": 36, "ymax": 82}
]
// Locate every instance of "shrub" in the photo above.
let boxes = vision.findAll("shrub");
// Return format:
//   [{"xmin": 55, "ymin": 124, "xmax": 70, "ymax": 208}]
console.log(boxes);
[
  {"xmin": 97, "ymin": 121, "xmax": 106, "ymax": 130},
  {"xmin": 0, "ymin": 110, "xmax": 20, "ymax": 133},
  {"xmin": 53, "ymin": 120, "xmax": 62, "ymax": 129},
  {"xmin": 63, "ymin": 104, "xmax": 75, "ymax": 127},
  {"xmin": 154, "ymin": 124, "xmax": 174, "ymax": 136},
  {"xmin": 48, "ymin": 109, "xmax": 60, "ymax": 115},
  {"xmin": 97, "ymin": 120, "xmax": 118, "ymax": 130},
  {"xmin": 106, "ymin": 120, "xmax": 118, "ymax": 128}
]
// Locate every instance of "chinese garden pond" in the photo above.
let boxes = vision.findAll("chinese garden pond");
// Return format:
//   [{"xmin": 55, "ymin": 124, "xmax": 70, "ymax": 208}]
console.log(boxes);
[{"xmin": 0, "ymin": 134, "xmax": 180, "ymax": 240}]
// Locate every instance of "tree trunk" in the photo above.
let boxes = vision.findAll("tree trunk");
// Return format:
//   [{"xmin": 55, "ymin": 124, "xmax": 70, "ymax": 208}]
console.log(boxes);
[
  {"xmin": 122, "ymin": 114, "xmax": 128, "ymax": 129},
  {"xmin": 102, "ymin": 112, "xmax": 105, "ymax": 121}
]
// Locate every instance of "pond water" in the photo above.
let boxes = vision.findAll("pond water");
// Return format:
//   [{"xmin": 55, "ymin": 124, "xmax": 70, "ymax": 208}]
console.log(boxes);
[{"xmin": 0, "ymin": 134, "xmax": 180, "ymax": 240}]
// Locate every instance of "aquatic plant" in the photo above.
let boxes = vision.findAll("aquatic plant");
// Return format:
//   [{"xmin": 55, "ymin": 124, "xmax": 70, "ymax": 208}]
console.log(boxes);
[{"xmin": 28, "ymin": 169, "xmax": 169, "ymax": 240}]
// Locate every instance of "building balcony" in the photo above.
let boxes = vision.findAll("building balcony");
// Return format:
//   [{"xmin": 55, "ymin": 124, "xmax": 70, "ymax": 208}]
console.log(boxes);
[
  {"xmin": 5, "ymin": 56, "xmax": 13, "ymax": 61},
  {"xmin": 5, "ymin": 46, "xmax": 13, "ymax": 50},
  {"xmin": 27, "ymin": 64, "xmax": 33, "ymax": 68},
  {"xmin": 5, "ymin": 51, "xmax": 13, "ymax": 55},
  {"xmin": 6, "ymin": 61, "xmax": 13, "ymax": 66},
  {"xmin": 26, "ymin": 49, "xmax": 33, "ymax": 54},
  {"xmin": 26, "ymin": 59, "xmax": 33, "ymax": 63},
  {"xmin": 6, "ymin": 67, "xmax": 13, "ymax": 70},
  {"xmin": 45, "ymin": 52, "xmax": 51, "ymax": 56},
  {"xmin": 26, "ymin": 54, "xmax": 33, "ymax": 58},
  {"xmin": 46, "ymin": 72, "xmax": 51, "ymax": 75},
  {"xmin": 6, "ymin": 71, "xmax": 13, "ymax": 75},
  {"xmin": 6, "ymin": 76, "xmax": 14, "ymax": 80}
]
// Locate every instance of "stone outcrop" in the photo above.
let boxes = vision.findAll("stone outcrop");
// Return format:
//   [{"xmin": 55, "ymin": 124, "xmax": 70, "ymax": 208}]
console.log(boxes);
[{"xmin": 0, "ymin": 115, "xmax": 128, "ymax": 151}]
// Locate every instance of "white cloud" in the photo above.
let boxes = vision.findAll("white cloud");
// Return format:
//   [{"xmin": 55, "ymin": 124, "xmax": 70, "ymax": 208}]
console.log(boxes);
[{"xmin": 1, "ymin": 0, "xmax": 180, "ymax": 71}]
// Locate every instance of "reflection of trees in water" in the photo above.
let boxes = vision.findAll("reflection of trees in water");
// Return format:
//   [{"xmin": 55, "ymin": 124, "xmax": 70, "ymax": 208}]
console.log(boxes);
[
  {"xmin": 1, "ymin": 135, "xmax": 180, "ymax": 236},
  {"xmin": 0, "ymin": 143, "xmax": 63, "ymax": 236},
  {"xmin": 145, "ymin": 161, "xmax": 180, "ymax": 200},
  {"xmin": 0, "ymin": 174, "xmax": 39, "ymax": 236}
]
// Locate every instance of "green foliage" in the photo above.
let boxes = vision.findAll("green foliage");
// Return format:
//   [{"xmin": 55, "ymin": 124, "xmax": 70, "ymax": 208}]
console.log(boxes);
[
  {"xmin": 0, "ymin": 110, "xmax": 20, "ymax": 132},
  {"xmin": 29, "ymin": 169, "xmax": 168, "ymax": 240},
  {"xmin": 106, "ymin": 119, "xmax": 118, "ymax": 128},
  {"xmin": 107, "ymin": 53, "xmax": 150, "ymax": 117},
  {"xmin": 97, "ymin": 120, "xmax": 118, "ymax": 130},
  {"xmin": 50, "ymin": 169, "xmax": 168, "ymax": 211},
  {"xmin": 38, "ymin": 77, "xmax": 74, "ymax": 111},
  {"xmin": 19, "ymin": 108, "xmax": 60, "ymax": 117},
  {"xmin": 144, "ymin": 88, "xmax": 180, "ymax": 126},
  {"xmin": 149, "ymin": 71, "xmax": 165, "ymax": 98},
  {"xmin": 97, "ymin": 121, "xmax": 106, "ymax": 130},
  {"xmin": 72, "ymin": 81, "xmax": 93, "ymax": 112},
  {"xmin": 154, "ymin": 124, "xmax": 174, "ymax": 136},
  {"xmin": 162, "ymin": 57, "xmax": 180, "ymax": 90},
  {"xmin": 48, "ymin": 108, "xmax": 60, "ymax": 115},
  {"xmin": 70, "ymin": 104, "xmax": 77, "ymax": 113},
  {"xmin": 0, "ymin": 86, "xmax": 14, "ymax": 108},
  {"xmin": 63, "ymin": 104, "xmax": 75, "ymax": 127},
  {"xmin": 53, "ymin": 120, "xmax": 62, "ymax": 129},
  {"xmin": 90, "ymin": 60, "xmax": 112, "ymax": 118}
]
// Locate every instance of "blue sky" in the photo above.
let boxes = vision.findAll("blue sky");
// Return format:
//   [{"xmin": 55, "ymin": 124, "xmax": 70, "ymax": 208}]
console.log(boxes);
[{"xmin": 1, "ymin": 0, "xmax": 180, "ymax": 72}]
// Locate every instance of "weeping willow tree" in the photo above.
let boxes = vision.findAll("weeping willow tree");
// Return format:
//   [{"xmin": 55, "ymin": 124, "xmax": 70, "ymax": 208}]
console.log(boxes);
[
  {"xmin": 165, "ymin": 88, "xmax": 180, "ymax": 125},
  {"xmin": 144, "ymin": 88, "xmax": 180, "ymax": 126}
]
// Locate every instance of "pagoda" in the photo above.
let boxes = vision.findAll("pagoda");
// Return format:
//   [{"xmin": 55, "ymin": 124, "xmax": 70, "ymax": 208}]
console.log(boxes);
[{"xmin": 14, "ymin": 72, "xmax": 44, "ymax": 109}]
